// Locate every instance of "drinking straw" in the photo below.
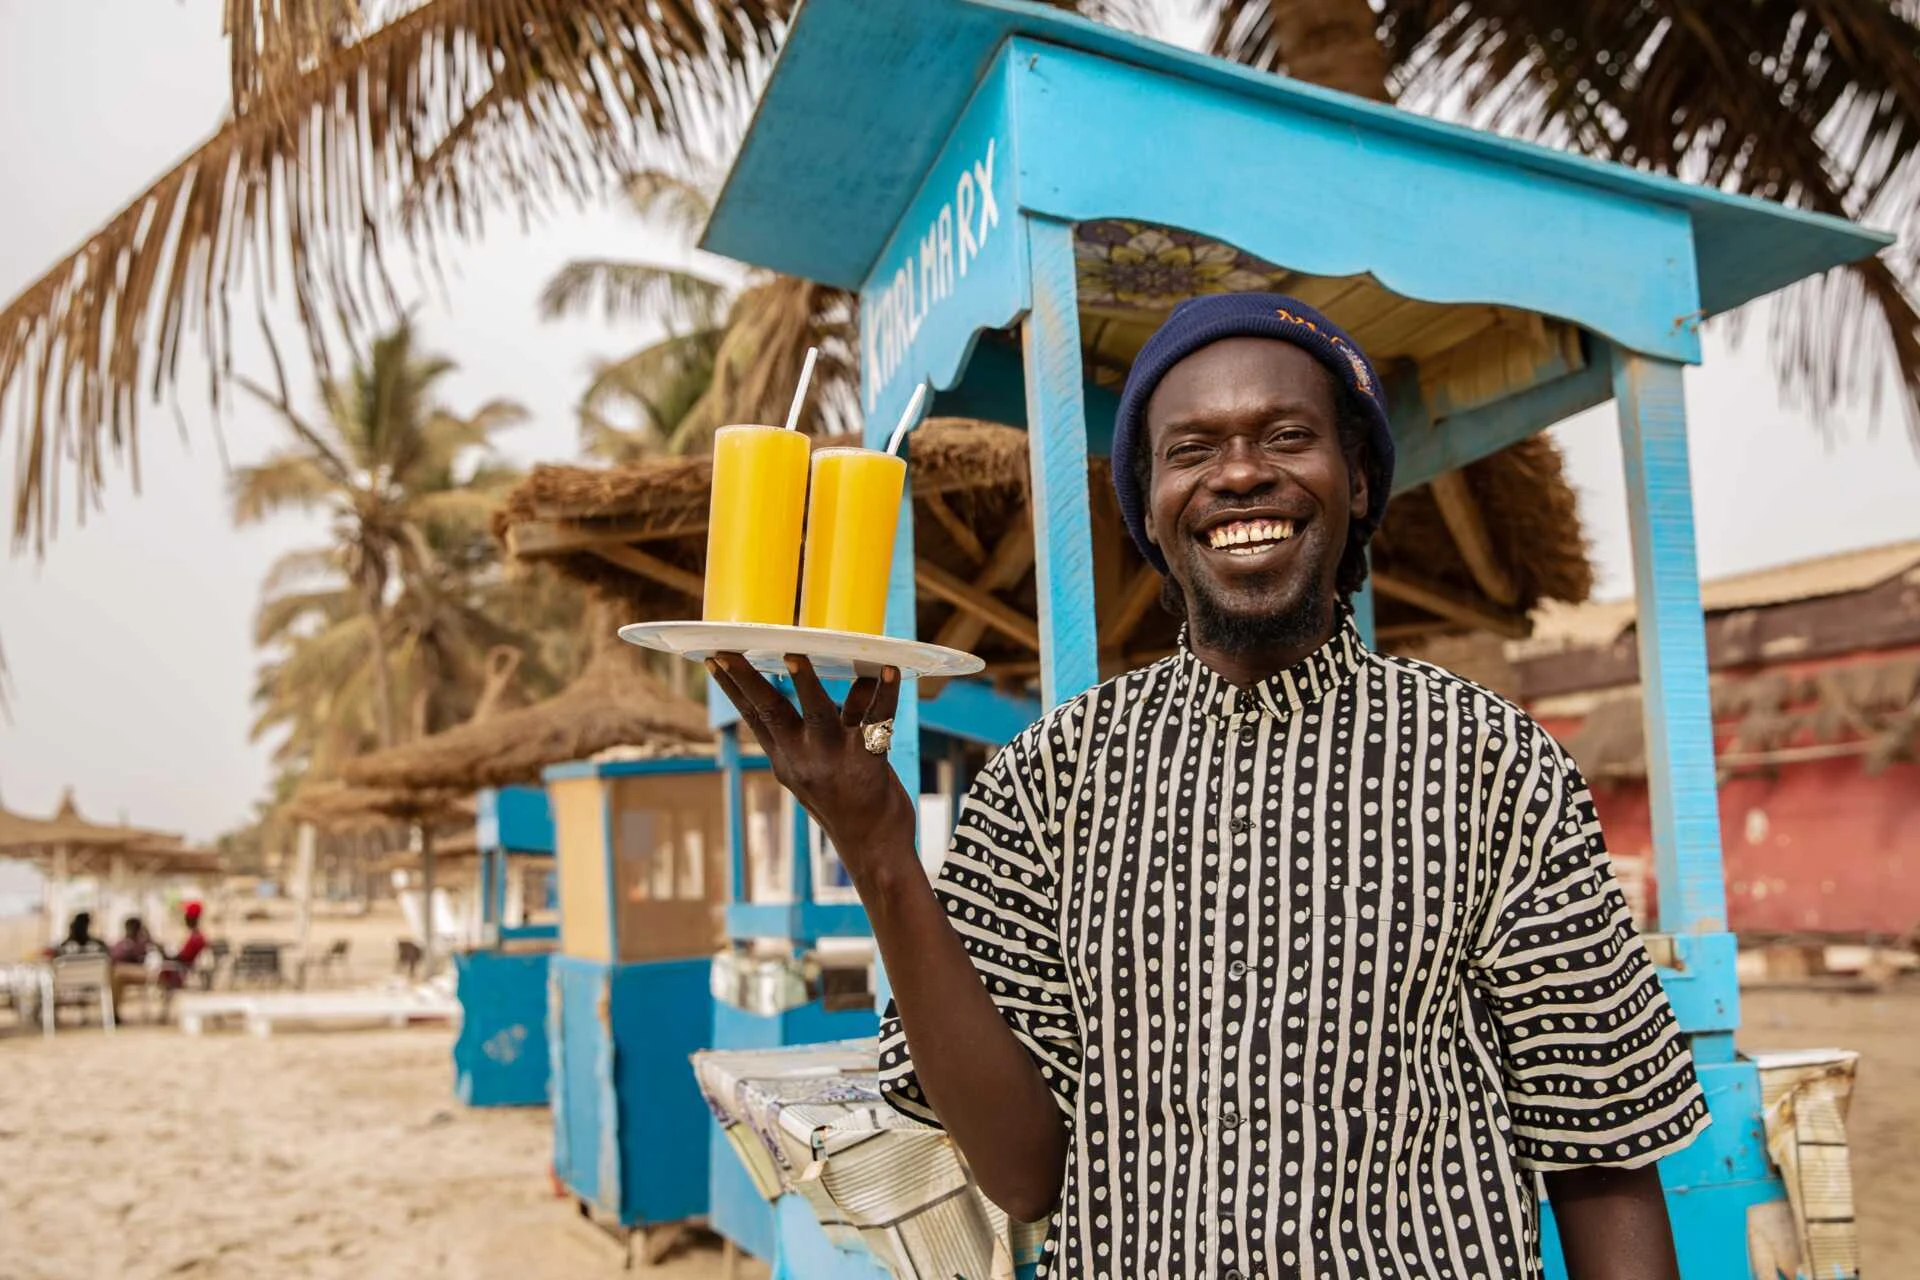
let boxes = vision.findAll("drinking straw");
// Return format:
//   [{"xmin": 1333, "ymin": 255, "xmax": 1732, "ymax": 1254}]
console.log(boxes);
[
  {"xmin": 884, "ymin": 384, "xmax": 928, "ymax": 457},
  {"xmin": 784, "ymin": 347, "xmax": 820, "ymax": 431}
]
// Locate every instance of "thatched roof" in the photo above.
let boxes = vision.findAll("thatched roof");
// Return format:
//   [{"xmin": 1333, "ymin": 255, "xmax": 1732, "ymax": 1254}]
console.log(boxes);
[
  {"xmin": 340, "ymin": 600, "xmax": 713, "ymax": 793},
  {"xmin": 499, "ymin": 417, "xmax": 1591, "ymax": 682},
  {"xmin": 0, "ymin": 787, "xmax": 174, "ymax": 854},
  {"xmin": 281, "ymin": 780, "xmax": 473, "ymax": 834}
]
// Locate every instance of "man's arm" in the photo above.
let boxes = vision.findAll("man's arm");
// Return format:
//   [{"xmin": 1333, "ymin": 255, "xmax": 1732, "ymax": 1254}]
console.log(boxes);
[
  {"xmin": 862, "ymin": 852, "xmax": 1069, "ymax": 1220},
  {"xmin": 1544, "ymin": 1164, "xmax": 1681, "ymax": 1280},
  {"xmin": 709, "ymin": 655, "xmax": 1068, "ymax": 1221}
]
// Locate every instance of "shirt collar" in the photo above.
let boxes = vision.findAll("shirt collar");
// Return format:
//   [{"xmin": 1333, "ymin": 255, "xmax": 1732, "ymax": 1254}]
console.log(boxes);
[{"xmin": 1173, "ymin": 611, "xmax": 1369, "ymax": 719}]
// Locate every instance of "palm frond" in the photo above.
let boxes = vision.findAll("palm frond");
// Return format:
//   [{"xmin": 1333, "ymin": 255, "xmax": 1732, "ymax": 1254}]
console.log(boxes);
[
  {"xmin": 678, "ymin": 275, "xmax": 859, "ymax": 449},
  {"xmin": 255, "ymin": 586, "xmax": 359, "ymax": 647},
  {"xmin": 0, "ymin": 0, "xmax": 791, "ymax": 553},
  {"xmin": 618, "ymin": 168, "xmax": 718, "ymax": 240},
  {"xmin": 223, "ymin": 0, "xmax": 367, "ymax": 113},
  {"xmin": 577, "ymin": 329, "xmax": 722, "ymax": 454},
  {"xmin": 230, "ymin": 452, "xmax": 341, "ymax": 525},
  {"xmin": 1374, "ymin": 0, "xmax": 1920, "ymax": 440},
  {"xmin": 538, "ymin": 259, "xmax": 730, "ymax": 332},
  {"xmin": 261, "ymin": 545, "xmax": 347, "ymax": 597}
]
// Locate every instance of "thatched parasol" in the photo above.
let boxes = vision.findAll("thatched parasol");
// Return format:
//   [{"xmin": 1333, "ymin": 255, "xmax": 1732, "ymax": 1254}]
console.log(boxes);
[
  {"xmin": 280, "ymin": 780, "xmax": 473, "ymax": 833},
  {"xmin": 340, "ymin": 599, "xmax": 713, "ymax": 794},
  {"xmin": 0, "ymin": 787, "xmax": 174, "ymax": 854},
  {"xmin": 499, "ymin": 417, "xmax": 1592, "ymax": 685}
]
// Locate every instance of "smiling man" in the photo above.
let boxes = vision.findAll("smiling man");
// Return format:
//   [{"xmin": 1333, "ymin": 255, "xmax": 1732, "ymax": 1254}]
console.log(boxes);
[{"xmin": 707, "ymin": 292, "xmax": 1707, "ymax": 1279}]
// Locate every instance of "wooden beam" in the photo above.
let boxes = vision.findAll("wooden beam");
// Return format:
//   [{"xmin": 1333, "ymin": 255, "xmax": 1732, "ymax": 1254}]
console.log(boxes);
[
  {"xmin": 915, "ymin": 560, "xmax": 1041, "ymax": 651},
  {"xmin": 933, "ymin": 512, "xmax": 1036, "ymax": 651},
  {"xmin": 590, "ymin": 543, "xmax": 703, "ymax": 600},
  {"xmin": 1428, "ymin": 471, "xmax": 1518, "ymax": 606},
  {"xmin": 507, "ymin": 514, "xmax": 708, "ymax": 559},
  {"xmin": 1372, "ymin": 568, "xmax": 1530, "ymax": 639},
  {"xmin": 1100, "ymin": 564, "xmax": 1165, "ymax": 647},
  {"xmin": 921, "ymin": 491, "xmax": 988, "ymax": 566}
]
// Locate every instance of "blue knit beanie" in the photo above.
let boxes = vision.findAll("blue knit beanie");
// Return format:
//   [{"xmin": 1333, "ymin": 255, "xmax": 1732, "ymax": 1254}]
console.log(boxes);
[{"xmin": 1110, "ymin": 292, "xmax": 1395, "ymax": 573}]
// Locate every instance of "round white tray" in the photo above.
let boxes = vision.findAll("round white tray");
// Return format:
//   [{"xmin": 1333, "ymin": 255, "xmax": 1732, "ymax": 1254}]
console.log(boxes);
[{"xmin": 618, "ymin": 620, "xmax": 985, "ymax": 681}]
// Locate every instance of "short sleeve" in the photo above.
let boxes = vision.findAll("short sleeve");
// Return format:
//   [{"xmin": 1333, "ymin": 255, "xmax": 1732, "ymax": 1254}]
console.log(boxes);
[
  {"xmin": 878, "ymin": 735, "xmax": 1081, "ymax": 1128},
  {"xmin": 1471, "ymin": 739, "xmax": 1710, "ymax": 1171}
]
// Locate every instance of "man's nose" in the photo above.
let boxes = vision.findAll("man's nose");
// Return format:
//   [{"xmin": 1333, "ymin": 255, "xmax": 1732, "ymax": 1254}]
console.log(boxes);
[{"xmin": 1206, "ymin": 437, "xmax": 1279, "ymax": 494}]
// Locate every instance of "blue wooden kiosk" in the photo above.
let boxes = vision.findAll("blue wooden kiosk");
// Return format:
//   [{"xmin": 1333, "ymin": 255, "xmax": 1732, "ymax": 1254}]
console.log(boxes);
[
  {"xmin": 451, "ymin": 784, "xmax": 559, "ymax": 1108},
  {"xmin": 543, "ymin": 753, "xmax": 738, "ymax": 1242},
  {"xmin": 693, "ymin": 0, "xmax": 1894, "ymax": 1274},
  {"xmin": 707, "ymin": 684, "xmax": 1040, "ymax": 1262}
]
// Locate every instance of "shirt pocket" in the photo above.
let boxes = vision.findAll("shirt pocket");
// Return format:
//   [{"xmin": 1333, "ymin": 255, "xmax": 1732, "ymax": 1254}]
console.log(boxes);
[{"xmin": 1299, "ymin": 908, "xmax": 1465, "ymax": 1119}]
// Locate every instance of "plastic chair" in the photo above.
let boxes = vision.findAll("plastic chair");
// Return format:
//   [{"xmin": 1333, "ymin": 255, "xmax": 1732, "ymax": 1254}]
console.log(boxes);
[{"xmin": 50, "ymin": 954, "xmax": 115, "ymax": 1034}]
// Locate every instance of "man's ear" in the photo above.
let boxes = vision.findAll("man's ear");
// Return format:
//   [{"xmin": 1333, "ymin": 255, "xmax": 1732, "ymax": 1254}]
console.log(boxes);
[{"xmin": 1349, "ymin": 452, "xmax": 1371, "ymax": 525}]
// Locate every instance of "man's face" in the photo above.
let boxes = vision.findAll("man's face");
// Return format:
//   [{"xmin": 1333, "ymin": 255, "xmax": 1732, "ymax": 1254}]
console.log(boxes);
[{"xmin": 1142, "ymin": 337, "xmax": 1366, "ymax": 654}]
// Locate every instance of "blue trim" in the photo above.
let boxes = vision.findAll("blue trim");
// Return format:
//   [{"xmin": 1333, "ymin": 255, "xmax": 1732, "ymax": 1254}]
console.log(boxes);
[
  {"xmin": 727, "ymin": 902, "xmax": 874, "ymax": 942},
  {"xmin": 478, "ymin": 785, "xmax": 555, "ymax": 855},
  {"xmin": 1021, "ymin": 214, "xmax": 1101, "ymax": 709},
  {"xmin": 1612, "ymin": 351, "xmax": 1731, "ymax": 940},
  {"xmin": 498, "ymin": 924, "xmax": 559, "ymax": 943},
  {"xmin": 705, "ymin": 0, "xmax": 1886, "ymax": 314},
  {"xmin": 1392, "ymin": 353, "xmax": 1616, "ymax": 495},
  {"xmin": 720, "ymin": 728, "xmax": 750, "ymax": 915},
  {"xmin": 919, "ymin": 679, "xmax": 1043, "ymax": 747},
  {"xmin": 1653, "ymin": 933, "xmax": 1739, "ymax": 1035},
  {"xmin": 928, "ymin": 330, "xmax": 1122, "ymax": 456},
  {"xmin": 543, "ymin": 756, "xmax": 727, "ymax": 783}
]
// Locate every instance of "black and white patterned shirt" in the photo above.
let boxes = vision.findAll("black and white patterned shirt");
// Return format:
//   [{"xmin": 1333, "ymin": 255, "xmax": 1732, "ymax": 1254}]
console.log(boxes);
[{"xmin": 879, "ymin": 618, "xmax": 1708, "ymax": 1279}]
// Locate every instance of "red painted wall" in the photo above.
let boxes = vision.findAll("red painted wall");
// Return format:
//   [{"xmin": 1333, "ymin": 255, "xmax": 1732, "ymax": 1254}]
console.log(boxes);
[{"xmin": 1533, "ymin": 719, "xmax": 1920, "ymax": 939}]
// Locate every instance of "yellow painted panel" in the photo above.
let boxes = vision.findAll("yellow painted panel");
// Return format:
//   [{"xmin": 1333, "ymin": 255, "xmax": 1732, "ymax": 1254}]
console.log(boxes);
[{"xmin": 550, "ymin": 776, "xmax": 611, "ymax": 962}]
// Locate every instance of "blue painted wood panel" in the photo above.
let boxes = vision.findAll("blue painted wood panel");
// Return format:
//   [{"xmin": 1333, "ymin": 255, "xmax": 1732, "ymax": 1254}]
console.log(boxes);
[
  {"xmin": 858, "ymin": 53, "xmax": 1028, "ymax": 437},
  {"xmin": 478, "ymin": 785, "xmax": 554, "ymax": 855},
  {"xmin": 1612, "ymin": 352, "xmax": 1731, "ymax": 940},
  {"xmin": 704, "ymin": 0, "xmax": 1886, "ymax": 314},
  {"xmin": 453, "ymin": 950, "xmax": 552, "ymax": 1107},
  {"xmin": 1010, "ymin": 43, "xmax": 1702, "ymax": 364},
  {"xmin": 1021, "ymin": 214, "xmax": 1101, "ymax": 709},
  {"xmin": 550, "ymin": 956, "xmax": 717, "ymax": 1227}
]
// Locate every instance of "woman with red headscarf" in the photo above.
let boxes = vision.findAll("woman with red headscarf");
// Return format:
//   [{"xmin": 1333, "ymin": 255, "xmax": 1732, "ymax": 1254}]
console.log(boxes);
[{"xmin": 159, "ymin": 901, "xmax": 207, "ymax": 990}]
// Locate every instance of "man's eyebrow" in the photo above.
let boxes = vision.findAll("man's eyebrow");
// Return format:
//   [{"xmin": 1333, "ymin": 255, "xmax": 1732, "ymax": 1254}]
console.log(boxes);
[{"xmin": 1154, "ymin": 401, "xmax": 1331, "ymax": 434}]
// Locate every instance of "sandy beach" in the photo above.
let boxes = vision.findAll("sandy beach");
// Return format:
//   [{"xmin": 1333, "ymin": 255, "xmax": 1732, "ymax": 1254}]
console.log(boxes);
[{"xmin": 0, "ymin": 970, "xmax": 1914, "ymax": 1278}]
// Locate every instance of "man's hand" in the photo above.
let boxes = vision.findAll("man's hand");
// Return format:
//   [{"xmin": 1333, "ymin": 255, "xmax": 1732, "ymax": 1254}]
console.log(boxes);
[
  {"xmin": 1545, "ymin": 1163, "xmax": 1681, "ymax": 1280},
  {"xmin": 705, "ymin": 653, "xmax": 918, "ymax": 886}
]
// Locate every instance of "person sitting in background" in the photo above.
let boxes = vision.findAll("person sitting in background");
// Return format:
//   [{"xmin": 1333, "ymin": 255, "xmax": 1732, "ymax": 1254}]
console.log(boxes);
[
  {"xmin": 108, "ymin": 916, "xmax": 159, "ymax": 1014},
  {"xmin": 51, "ymin": 911, "xmax": 108, "ymax": 957},
  {"xmin": 158, "ymin": 902, "xmax": 208, "ymax": 990},
  {"xmin": 109, "ymin": 916, "xmax": 156, "ymax": 965}
]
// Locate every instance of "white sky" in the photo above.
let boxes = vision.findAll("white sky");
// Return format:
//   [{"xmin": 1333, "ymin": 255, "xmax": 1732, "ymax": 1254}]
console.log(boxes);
[{"xmin": 1, "ymin": 1, "xmax": 1916, "ymax": 842}]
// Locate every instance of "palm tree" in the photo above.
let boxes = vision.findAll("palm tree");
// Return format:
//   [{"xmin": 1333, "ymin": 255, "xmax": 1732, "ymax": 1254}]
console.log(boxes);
[
  {"xmin": 1, "ymin": 0, "xmax": 1915, "ymax": 554},
  {"xmin": 541, "ymin": 169, "xmax": 859, "ymax": 460},
  {"xmin": 232, "ymin": 319, "xmax": 529, "ymax": 748}
]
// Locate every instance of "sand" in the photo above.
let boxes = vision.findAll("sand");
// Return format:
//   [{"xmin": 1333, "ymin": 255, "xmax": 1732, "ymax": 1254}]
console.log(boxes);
[{"xmin": 1, "ymin": 964, "xmax": 1915, "ymax": 1278}]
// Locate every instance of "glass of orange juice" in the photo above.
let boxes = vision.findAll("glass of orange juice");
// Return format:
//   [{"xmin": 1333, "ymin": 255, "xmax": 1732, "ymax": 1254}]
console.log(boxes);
[
  {"xmin": 798, "ymin": 447, "xmax": 908, "ymax": 635},
  {"xmin": 704, "ymin": 425, "xmax": 812, "ymax": 625}
]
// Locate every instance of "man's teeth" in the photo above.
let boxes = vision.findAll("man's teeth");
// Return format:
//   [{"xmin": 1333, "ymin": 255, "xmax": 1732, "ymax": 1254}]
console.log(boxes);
[{"xmin": 1205, "ymin": 519, "xmax": 1296, "ymax": 553}]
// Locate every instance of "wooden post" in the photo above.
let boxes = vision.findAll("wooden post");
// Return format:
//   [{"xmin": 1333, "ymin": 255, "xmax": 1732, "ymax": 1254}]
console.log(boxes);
[
  {"xmin": 1021, "ymin": 215, "xmax": 1100, "ymax": 709},
  {"xmin": 47, "ymin": 844, "xmax": 70, "ymax": 945},
  {"xmin": 418, "ymin": 825, "xmax": 438, "ymax": 981},
  {"xmin": 292, "ymin": 823, "xmax": 316, "ymax": 985},
  {"xmin": 1611, "ymin": 350, "xmax": 1728, "ymax": 939}
]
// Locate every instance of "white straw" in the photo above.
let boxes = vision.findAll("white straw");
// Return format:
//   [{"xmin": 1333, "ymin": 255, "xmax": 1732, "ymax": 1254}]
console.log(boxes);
[
  {"xmin": 884, "ymin": 383, "xmax": 928, "ymax": 457},
  {"xmin": 783, "ymin": 346, "xmax": 820, "ymax": 431}
]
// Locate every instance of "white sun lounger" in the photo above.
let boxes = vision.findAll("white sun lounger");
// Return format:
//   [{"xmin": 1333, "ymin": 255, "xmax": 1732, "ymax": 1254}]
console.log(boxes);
[{"xmin": 177, "ymin": 989, "xmax": 458, "ymax": 1037}]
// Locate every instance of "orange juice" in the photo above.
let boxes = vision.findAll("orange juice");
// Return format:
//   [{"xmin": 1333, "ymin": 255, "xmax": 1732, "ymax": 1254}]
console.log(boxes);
[
  {"xmin": 798, "ymin": 448, "xmax": 908, "ymax": 634},
  {"xmin": 704, "ymin": 425, "xmax": 811, "ymax": 624}
]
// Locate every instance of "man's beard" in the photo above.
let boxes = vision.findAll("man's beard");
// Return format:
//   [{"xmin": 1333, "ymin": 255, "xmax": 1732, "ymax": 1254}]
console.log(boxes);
[{"xmin": 1188, "ymin": 571, "xmax": 1330, "ymax": 656}]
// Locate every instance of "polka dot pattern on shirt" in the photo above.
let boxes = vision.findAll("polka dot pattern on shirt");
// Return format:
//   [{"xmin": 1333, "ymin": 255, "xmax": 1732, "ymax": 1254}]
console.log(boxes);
[{"xmin": 879, "ymin": 619, "xmax": 1709, "ymax": 1279}]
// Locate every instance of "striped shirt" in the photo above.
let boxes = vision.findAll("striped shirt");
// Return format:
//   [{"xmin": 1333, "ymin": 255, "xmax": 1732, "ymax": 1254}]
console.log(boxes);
[{"xmin": 879, "ymin": 618, "xmax": 1708, "ymax": 1279}]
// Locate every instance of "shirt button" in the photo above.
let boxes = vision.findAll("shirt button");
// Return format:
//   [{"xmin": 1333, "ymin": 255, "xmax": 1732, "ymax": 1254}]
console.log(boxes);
[
  {"xmin": 1228, "ymin": 960, "xmax": 1250, "ymax": 979},
  {"xmin": 1230, "ymin": 817, "xmax": 1251, "ymax": 834},
  {"xmin": 1239, "ymin": 725, "xmax": 1258, "ymax": 745},
  {"xmin": 1226, "ymin": 1271, "xmax": 1244, "ymax": 1280},
  {"xmin": 1221, "ymin": 1106, "xmax": 1241, "ymax": 1127}
]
